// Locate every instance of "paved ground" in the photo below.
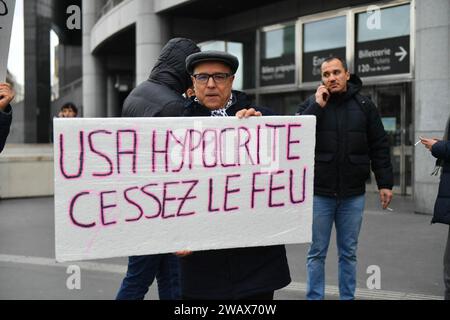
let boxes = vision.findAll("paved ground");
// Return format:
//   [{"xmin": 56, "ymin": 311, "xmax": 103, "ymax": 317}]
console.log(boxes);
[{"xmin": 0, "ymin": 193, "xmax": 447, "ymax": 300}]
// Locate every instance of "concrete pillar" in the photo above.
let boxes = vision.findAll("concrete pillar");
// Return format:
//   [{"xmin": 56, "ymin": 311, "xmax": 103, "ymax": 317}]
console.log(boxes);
[
  {"xmin": 414, "ymin": 0, "xmax": 450, "ymax": 214},
  {"xmin": 23, "ymin": 0, "xmax": 52, "ymax": 142},
  {"xmin": 82, "ymin": 0, "xmax": 106, "ymax": 117},
  {"xmin": 135, "ymin": 0, "xmax": 169, "ymax": 85}
]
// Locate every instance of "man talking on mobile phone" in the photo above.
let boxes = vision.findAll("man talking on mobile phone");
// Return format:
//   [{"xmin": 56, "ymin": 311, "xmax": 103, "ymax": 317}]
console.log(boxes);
[{"xmin": 296, "ymin": 57, "xmax": 393, "ymax": 300}]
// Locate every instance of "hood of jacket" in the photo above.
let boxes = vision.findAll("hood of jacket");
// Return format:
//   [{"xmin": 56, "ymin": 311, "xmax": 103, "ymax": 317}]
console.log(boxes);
[
  {"xmin": 327, "ymin": 73, "xmax": 363, "ymax": 104},
  {"xmin": 149, "ymin": 38, "xmax": 200, "ymax": 94},
  {"xmin": 344, "ymin": 74, "xmax": 363, "ymax": 98}
]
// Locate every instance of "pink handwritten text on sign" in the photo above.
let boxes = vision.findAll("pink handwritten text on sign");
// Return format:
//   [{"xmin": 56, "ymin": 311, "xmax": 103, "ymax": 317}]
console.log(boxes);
[{"xmin": 54, "ymin": 116, "xmax": 316, "ymax": 262}]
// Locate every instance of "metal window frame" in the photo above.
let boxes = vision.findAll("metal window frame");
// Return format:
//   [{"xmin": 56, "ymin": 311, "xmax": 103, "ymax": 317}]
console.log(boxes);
[
  {"xmin": 251, "ymin": 0, "xmax": 414, "ymax": 100},
  {"xmin": 257, "ymin": 21, "xmax": 299, "ymax": 92},
  {"xmin": 350, "ymin": 0, "xmax": 415, "ymax": 84},
  {"xmin": 297, "ymin": 8, "xmax": 349, "ymax": 89},
  {"xmin": 296, "ymin": 0, "xmax": 414, "ymax": 88}
]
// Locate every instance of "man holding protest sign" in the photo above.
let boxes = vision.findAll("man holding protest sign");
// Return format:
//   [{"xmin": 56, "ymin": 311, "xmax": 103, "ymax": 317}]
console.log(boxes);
[
  {"xmin": 0, "ymin": 82, "xmax": 14, "ymax": 153},
  {"xmin": 297, "ymin": 57, "xmax": 393, "ymax": 300},
  {"xmin": 176, "ymin": 51, "xmax": 291, "ymax": 300},
  {"xmin": 116, "ymin": 38, "xmax": 200, "ymax": 300}
]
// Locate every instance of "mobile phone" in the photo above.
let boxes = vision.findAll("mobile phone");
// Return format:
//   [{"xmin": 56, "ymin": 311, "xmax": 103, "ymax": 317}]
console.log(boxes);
[{"xmin": 320, "ymin": 81, "xmax": 329, "ymax": 102}]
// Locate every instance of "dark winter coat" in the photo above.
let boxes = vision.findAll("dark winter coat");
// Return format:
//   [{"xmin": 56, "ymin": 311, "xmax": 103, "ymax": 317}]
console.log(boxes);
[
  {"xmin": 180, "ymin": 91, "xmax": 291, "ymax": 299},
  {"xmin": 122, "ymin": 38, "xmax": 200, "ymax": 117},
  {"xmin": 296, "ymin": 75, "xmax": 393, "ymax": 197},
  {"xmin": 0, "ymin": 104, "xmax": 12, "ymax": 153},
  {"xmin": 431, "ymin": 124, "xmax": 450, "ymax": 225}
]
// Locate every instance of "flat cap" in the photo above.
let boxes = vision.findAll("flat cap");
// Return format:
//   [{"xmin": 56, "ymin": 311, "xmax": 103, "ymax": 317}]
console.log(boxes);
[{"xmin": 186, "ymin": 50, "xmax": 239, "ymax": 75}]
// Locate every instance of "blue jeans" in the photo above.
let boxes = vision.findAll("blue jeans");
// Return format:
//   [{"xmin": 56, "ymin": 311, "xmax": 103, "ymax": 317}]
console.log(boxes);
[
  {"xmin": 116, "ymin": 254, "xmax": 181, "ymax": 300},
  {"xmin": 306, "ymin": 194, "xmax": 365, "ymax": 300}
]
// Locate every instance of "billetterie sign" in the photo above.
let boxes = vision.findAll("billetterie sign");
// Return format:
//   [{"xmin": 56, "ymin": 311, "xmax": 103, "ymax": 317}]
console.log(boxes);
[{"xmin": 54, "ymin": 116, "xmax": 316, "ymax": 262}]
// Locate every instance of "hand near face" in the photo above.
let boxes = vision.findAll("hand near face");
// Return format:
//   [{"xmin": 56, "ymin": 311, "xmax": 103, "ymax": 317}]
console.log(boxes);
[
  {"xmin": 0, "ymin": 83, "xmax": 15, "ymax": 111},
  {"xmin": 315, "ymin": 85, "xmax": 330, "ymax": 108},
  {"xmin": 235, "ymin": 108, "xmax": 262, "ymax": 119}
]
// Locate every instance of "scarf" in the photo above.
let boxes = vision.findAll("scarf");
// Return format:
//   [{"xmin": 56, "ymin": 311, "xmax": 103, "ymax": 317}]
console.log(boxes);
[
  {"xmin": 209, "ymin": 93, "xmax": 234, "ymax": 117},
  {"xmin": 192, "ymin": 93, "xmax": 234, "ymax": 117}
]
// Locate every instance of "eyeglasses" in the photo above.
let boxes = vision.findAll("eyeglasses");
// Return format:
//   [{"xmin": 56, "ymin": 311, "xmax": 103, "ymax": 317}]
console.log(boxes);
[{"xmin": 192, "ymin": 73, "xmax": 232, "ymax": 84}]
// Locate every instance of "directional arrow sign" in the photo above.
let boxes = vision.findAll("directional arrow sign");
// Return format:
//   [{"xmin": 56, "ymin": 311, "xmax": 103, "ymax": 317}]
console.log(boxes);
[
  {"xmin": 355, "ymin": 35, "xmax": 410, "ymax": 77},
  {"xmin": 395, "ymin": 46, "xmax": 408, "ymax": 62}
]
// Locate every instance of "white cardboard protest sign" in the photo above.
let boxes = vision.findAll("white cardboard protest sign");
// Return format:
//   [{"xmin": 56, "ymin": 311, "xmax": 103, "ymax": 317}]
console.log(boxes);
[
  {"xmin": 54, "ymin": 116, "xmax": 316, "ymax": 262},
  {"xmin": 0, "ymin": 0, "xmax": 15, "ymax": 81}
]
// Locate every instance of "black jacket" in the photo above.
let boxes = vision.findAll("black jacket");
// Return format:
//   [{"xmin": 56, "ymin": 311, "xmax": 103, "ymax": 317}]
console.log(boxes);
[
  {"xmin": 431, "ymin": 124, "xmax": 450, "ymax": 225},
  {"xmin": 297, "ymin": 75, "xmax": 393, "ymax": 197},
  {"xmin": 0, "ymin": 104, "xmax": 12, "ymax": 153},
  {"xmin": 122, "ymin": 38, "xmax": 200, "ymax": 117},
  {"xmin": 180, "ymin": 92, "xmax": 291, "ymax": 299}
]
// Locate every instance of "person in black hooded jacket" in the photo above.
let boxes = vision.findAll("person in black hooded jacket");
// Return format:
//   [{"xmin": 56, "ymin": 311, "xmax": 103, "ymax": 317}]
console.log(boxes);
[
  {"xmin": 297, "ymin": 57, "xmax": 393, "ymax": 300},
  {"xmin": 0, "ymin": 82, "xmax": 14, "ymax": 153},
  {"xmin": 420, "ymin": 115, "xmax": 450, "ymax": 300},
  {"xmin": 116, "ymin": 38, "xmax": 200, "ymax": 300},
  {"xmin": 122, "ymin": 38, "xmax": 200, "ymax": 118}
]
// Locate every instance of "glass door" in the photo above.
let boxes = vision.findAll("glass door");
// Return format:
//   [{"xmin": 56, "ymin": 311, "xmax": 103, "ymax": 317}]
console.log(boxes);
[{"xmin": 361, "ymin": 84, "xmax": 412, "ymax": 195}]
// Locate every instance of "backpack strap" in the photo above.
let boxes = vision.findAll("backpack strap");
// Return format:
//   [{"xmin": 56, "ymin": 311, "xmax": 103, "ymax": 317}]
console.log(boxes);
[
  {"xmin": 354, "ymin": 93, "xmax": 374, "ymax": 121},
  {"xmin": 353, "ymin": 93, "xmax": 376, "ymax": 137}
]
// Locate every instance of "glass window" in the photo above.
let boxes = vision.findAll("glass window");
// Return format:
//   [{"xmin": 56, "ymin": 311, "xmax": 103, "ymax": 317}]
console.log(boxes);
[
  {"xmin": 357, "ymin": 4, "xmax": 410, "ymax": 42},
  {"xmin": 227, "ymin": 42, "xmax": 243, "ymax": 90},
  {"xmin": 265, "ymin": 28, "xmax": 284, "ymax": 59},
  {"xmin": 263, "ymin": 25, "xmax": 295, "ymax": 59},
  {"xmin": 198, "ymin": 41, "xmax": 243, "ymax": 90},
  {"xmin": 260, "ymin": 24, "xmax": 296, "ymax": 87},
  {"xmin": 302, "ymin": 16, "xmax": 346, "ymax": 83},
  {"xmin": 303, "ymin": 16, "xmax": 346, "ymax": 53},
  {"xmin": 355, "ymin": 4, "xmax": 411, "ymax": 77},
  {"xmin": 199, "ymin": 41, "xmax": 226, "ymax": 52},
  {"xmin": 260, "ymin": 91, "xmax": 303, "ymax": 116}
]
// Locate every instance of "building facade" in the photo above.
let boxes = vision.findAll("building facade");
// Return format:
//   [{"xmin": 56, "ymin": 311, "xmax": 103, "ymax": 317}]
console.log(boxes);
[{"xmin": 75, "ymin": 0, "xmax": 448, "ymax": 214}]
